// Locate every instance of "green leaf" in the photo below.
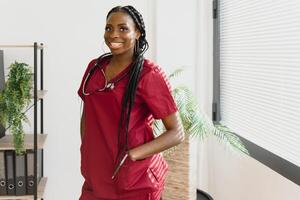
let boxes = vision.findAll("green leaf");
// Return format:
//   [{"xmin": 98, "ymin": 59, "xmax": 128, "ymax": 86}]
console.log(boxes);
[
  {"xmin": 154, "ymin": 67, "xmax": 249, "ymax": 155},
  {"xmin": 168, "ymin": 68, "xmax": 184, "ymax": 81},
  {"xmin": 0, "ymin": 61, "xmax": 33, "ymax": 155}
]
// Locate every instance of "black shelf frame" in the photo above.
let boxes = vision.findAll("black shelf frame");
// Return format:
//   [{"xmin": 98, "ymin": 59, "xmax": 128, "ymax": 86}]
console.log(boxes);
[
  {"xmin": 34, "ymin": 42, "xmax": 44, "ymax": 200},
  {"xmin": 0, "ymin": 42, "xmax": 45, "ymax": 200}
]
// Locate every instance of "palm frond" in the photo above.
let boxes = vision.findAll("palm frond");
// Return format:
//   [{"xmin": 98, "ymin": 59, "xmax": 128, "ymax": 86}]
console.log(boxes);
[
  {"xmin": 154, "ymin": 68, "xmax": 249, "ymax": 155},
  {"xmin": 153, "ymin": 119, "xmax": 164, "ymax": 137},
  {"xmin": 168, "ymin": 68, "xmax": 184, "ymax": 81},
  {"xmin": 214, "ymin": 124, "xmax": 249, "ymax": 154}
]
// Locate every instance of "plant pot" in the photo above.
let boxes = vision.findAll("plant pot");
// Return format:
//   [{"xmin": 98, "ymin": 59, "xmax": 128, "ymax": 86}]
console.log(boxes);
[{"xmin": 162, "ymin": 136, "xmax": 196, "ymax": 200}]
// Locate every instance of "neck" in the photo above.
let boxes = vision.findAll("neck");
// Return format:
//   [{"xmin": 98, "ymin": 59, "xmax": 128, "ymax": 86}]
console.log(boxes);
[{"xmin": 110, "ymin": 51, "xmax": 135, "ymax": 69}]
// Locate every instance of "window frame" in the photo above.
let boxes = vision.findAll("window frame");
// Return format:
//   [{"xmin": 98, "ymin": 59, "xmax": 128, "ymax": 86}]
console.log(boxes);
[{"xmin": 212, "ymin": 0, "xmax": 300, "ymax": 186}]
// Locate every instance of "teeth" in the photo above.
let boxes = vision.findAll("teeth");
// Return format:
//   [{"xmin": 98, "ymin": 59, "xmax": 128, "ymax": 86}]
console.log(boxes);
[{"xmin": 110, "ymin": 43, "xmax": 123, "ymax": 48}]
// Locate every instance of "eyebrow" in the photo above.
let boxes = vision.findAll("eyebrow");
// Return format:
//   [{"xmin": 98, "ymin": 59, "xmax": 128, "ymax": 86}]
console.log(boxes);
[{"xmin": 106, "ymin": 23, "xmax": 128, "ymax": 26}]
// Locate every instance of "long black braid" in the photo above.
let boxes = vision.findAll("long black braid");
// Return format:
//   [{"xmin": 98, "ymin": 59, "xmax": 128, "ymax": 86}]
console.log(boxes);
[{"xmin": 106, "ymin": 6, "xmax": 149, "ymax": 160}]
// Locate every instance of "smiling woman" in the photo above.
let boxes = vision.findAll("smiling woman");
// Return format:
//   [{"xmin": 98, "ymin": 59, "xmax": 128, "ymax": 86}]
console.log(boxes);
[
  {"xmin": 103, "ymin": 11, "xmax": 141, "ymax": 81},
  {"xmin": 104, "ymin": 12, "xmax": 138, "ymax": 55},
  {"xmin": 78, "ymin": 5, "xmax": 184, "ymax": 200},
  {"xmin": 104, "ymin": 12, "xmax": 138, "ymax": 54}
]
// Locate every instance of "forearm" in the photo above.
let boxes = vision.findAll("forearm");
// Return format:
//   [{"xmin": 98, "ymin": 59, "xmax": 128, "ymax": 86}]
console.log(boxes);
[{"xmin": 128, "ymin": 127, "xmax": 184, "ymax": 161}]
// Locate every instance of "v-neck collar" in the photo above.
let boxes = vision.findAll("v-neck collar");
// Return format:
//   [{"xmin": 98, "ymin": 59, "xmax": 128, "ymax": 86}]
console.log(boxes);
[{"xmin": 103, "ymin": 58, "xmax": 132, "ymax": 83}]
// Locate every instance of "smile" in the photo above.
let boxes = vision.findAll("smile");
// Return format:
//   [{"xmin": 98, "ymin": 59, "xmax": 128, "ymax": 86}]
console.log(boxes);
[{"xmin": 109, "ymin": 42, "xmax": 123, "ymax": 49}]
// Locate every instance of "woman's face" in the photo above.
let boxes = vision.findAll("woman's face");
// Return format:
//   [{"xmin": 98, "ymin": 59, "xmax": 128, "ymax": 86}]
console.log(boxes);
[{"xmin": 104, "ymin": 11, "xmax": 140, "ymax": 56}]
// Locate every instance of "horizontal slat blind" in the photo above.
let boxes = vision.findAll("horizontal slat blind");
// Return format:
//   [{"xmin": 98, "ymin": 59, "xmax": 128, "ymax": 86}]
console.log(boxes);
[{"xmin": 219, "ymin": 0, "xmax": 300, "ymax": 167}]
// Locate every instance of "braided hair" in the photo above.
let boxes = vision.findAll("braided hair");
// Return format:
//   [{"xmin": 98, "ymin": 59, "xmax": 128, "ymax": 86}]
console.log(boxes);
[{"xmin": 106, "ymin": 6, "xmax": 149, "ymax": 159}]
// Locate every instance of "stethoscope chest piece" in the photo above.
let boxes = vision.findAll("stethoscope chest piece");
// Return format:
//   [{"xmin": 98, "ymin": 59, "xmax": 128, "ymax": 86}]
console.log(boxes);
[
  {"xmin": 106, "ymin": 82, "xmax": 115, "ymax": 90},
  {"xmin": 82, "ymin": 57, "xmax": 130, "ymax": 96}
]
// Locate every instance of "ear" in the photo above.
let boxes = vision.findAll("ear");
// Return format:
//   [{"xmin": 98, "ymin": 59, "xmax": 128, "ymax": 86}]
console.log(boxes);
[{"xmin": 135, "ymin": 29, "xmax": 141, "ymax": 40}]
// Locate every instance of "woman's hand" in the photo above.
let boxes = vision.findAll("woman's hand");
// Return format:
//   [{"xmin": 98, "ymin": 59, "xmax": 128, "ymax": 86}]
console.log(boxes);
[{"xmin": 128, "ymin": 112, "xmax": 184, "ymax": 161}]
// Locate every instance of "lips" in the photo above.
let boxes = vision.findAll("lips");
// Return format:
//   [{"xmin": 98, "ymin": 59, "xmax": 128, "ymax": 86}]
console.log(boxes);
[{"xmin": 109, "ymin": 42, "xmax": 123, "ymax": 49}]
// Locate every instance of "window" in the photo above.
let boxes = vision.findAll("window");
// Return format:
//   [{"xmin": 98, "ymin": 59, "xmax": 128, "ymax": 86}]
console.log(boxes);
[{"xmin": 214, "ymin": 0, "xmax": 300, "ymax": 183}]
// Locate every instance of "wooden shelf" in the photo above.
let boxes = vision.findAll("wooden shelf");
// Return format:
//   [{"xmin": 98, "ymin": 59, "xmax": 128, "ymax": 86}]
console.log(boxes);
[
  {"xmin": 0, "ymin": 134, "xmax": 47, "ymax": 150},
  {"xmin": 0, "ymin": 177, "xmax": 47, "ymax": 199},
  {"xmin": 0, "ymin": 44, "xmax": 44, "ymax": 49},
  {"xmin": 32, "ymin": 90, "xmax": 47, "ymax": 100},
  {"xmin": 37, "ymin": 90, "xmax": 47, "ymax": 100},
  {"xmin": 29, "ymin": 90, "xmax": 47, "ymax": 100}
]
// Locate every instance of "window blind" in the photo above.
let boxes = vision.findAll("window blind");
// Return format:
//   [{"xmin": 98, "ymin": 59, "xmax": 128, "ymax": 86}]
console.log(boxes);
[{"xmin": 219, "ymin": 0, "xmax": 300, "ymax": 167}]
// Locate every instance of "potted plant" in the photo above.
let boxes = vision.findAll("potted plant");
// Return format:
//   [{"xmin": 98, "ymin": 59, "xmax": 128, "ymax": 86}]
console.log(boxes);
[
  {"xmin": 0, "ymin": 61, "xmax": 32, "ymax": 155},
  {"xmin": 154, "ymin": 68, "xmax": 248, "ymax": 200}
]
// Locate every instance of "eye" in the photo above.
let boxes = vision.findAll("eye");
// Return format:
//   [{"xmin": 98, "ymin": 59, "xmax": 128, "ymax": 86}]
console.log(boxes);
[
  {"xmin": 119, "ymin": 26, "xmax": 129, "ymax": 32},
  {"xmin": 105, "ymin": 26, "xmax": 112, "ymax": 32}
]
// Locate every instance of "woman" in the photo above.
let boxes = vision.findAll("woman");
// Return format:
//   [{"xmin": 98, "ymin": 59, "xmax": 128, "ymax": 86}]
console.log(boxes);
[{"xmin": 78, "ymin": 5, "xmax": 184, "ymax": 200}]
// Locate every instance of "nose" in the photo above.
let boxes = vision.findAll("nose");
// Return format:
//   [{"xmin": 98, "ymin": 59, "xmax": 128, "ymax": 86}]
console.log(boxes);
[{"xmin": 110, "ymin": 30, "xmax": 119, "ymax": 38}]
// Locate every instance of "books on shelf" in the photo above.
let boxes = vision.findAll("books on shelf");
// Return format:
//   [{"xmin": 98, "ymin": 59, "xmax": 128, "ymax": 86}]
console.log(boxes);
[
  {"xmin": 0, "ymin": 150, "xmax": 43, "ymax": 196},
  {"xmin": 5, "ymin": 151, "xmax": 14, "ymax": 195},
  {"xmin": 0, "ymin": 151, "xmax": 6, "ymax": 195},
  {"xmin": 15, "ymin": 153, "xmax": 26, "ymax": 195},
  {"xmin": 26, "ymin": 150, "xmax": 42, "ymax": 195}
]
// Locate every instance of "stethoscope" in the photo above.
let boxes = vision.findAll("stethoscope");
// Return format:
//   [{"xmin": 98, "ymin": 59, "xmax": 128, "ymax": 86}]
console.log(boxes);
[
  {"xmin": 81, "ymin": 56, "xmax": 131, "ymax": 179},
  {"xmin": 82, "ymin": 56, "xmax": 130, "ymax": 96}
]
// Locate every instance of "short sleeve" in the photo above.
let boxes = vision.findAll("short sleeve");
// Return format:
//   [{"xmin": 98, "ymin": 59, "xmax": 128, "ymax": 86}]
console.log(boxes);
[
  {"xmin": 140, "ymin": 66, "xmax": 178, "ymax": 119},
  {"xmin": 77, "ymin": 59, "xmax": 97, "ymax": 100}
]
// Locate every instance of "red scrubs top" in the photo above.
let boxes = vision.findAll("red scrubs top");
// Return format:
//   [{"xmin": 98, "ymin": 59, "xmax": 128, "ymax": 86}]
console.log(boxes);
[{"xmin": 78, "ymin": 57, "xmax": 178, "ymax": 200}]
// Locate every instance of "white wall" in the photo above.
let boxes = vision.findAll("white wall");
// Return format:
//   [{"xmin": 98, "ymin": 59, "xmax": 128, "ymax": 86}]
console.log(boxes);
[
  {"xmin": 195, "ymin": 0, "xmax": 215, "ymax": 195},
  {"xmin": 206, "ymin": 137, "xmax": 300, "ymax": 200},
  {"xmin": 155, "ymin": 1, "xmax": 198, "ymax": 199}
]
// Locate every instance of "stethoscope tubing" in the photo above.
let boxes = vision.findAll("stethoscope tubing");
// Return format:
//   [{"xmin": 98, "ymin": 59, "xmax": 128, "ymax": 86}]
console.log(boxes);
[
  {"xmin": 82, "ymin": 57, "xmax": 131, "ymax": 96},
  {"xmin": 82, "ymin": 59, "xmax": 108, "ymax": 96}
]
